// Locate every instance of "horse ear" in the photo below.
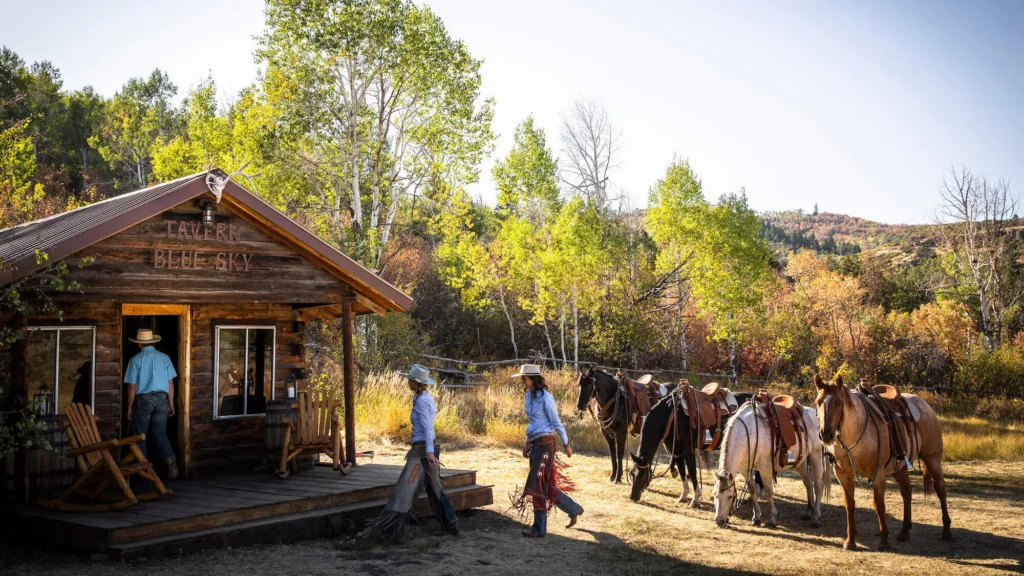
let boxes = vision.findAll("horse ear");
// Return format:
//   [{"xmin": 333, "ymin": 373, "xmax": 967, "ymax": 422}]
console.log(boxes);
[
  {"xmin": 835, "ymin": 374, "xmax": 844, "ymax": 387},
  {"xmin": 813, "ymin": 374, "xmax": 825, "ymax": 390}
]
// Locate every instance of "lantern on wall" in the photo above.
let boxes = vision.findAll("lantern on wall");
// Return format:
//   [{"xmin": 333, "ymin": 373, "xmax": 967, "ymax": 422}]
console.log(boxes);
[
  {"xmin": 285, "ymin": 372, "xmax": 297, "ymax": 400},
  {"xmin": 199, "ymin": 198, "xmax": 217, "ymax": 228},
  {"xmin": 34, "ymin": 384, "xmax": 53, "ymax": 416}
]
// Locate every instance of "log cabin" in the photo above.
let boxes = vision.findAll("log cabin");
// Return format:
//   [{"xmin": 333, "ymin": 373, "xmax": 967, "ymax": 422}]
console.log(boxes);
[{"xmin": 0, "ymin": 170, "xmax": 491, "ymax": 556}]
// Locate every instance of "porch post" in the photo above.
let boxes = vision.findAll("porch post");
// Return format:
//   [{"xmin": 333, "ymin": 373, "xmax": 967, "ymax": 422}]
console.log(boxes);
[
  {"xmin": 11, "ymin": 312, "xmax": 30, "ymax": 507},
  {"xmin": 342, "ymin": 301, "xmax": 356, "ymax": 465}
]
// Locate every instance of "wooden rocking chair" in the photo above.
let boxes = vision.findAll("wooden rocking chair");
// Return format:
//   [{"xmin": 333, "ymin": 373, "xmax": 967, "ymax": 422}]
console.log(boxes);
[
  {"xmin": 39, "ymin": 402, "xmax": 171, "ymax": 511},
  {"xmin": 278, "ymin": 390, "xmax": 350, "ymax": 478}
]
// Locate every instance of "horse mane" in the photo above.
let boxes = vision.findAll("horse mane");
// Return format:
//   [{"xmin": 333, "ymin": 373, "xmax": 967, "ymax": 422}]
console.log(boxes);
[
  {"xmin": 636, "ymin": 395, "xmax": 675, "ymax": 461},
  {"xmin": 717, "ymin": 402, "xmax": 751, "ymax": 475}
]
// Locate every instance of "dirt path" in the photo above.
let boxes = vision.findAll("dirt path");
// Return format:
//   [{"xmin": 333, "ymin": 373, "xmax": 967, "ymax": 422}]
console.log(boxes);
[{"xmin": 3, "ymin": 443, "xmax": 1022, "ymax": 575}]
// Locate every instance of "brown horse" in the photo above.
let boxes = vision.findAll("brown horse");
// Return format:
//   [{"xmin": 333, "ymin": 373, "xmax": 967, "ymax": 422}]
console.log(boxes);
[{"xmin": 814, "ymin": 375, "xmax": 952, "ymax": 551}]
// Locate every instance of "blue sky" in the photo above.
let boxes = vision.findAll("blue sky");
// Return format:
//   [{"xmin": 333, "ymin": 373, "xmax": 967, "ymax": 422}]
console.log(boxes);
[{"xmin": 2, "ymin": 0, "xmax": 1022, "ymax": 224}]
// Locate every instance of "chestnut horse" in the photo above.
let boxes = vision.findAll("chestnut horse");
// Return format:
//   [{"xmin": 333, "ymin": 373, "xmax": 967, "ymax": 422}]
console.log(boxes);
[{"xmin": 815, "ymin": 375, "xmax": 952, "ymax": 551}]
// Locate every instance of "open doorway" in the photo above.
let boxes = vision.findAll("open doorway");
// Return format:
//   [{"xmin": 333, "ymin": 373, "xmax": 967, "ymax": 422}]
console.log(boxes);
[{"xmin": 121, "ymin": 315, "xmax": 180, "ymax": 476}]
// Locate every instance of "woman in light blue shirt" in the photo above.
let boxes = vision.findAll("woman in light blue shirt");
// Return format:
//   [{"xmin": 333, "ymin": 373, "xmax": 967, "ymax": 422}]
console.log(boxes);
[
  {"xmin": 363, "ymin": 364, "xmax": 459, "ymax": 542},
  {"xmin": 513, "ymin": 364, "xmax": 584, "ymax": 538}
]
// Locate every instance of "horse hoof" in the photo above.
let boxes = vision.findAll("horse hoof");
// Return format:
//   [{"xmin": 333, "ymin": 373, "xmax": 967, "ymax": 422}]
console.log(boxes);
[
  {"xmin": 843, "ymin": 541, "xmax": 858, "ymax": 551},
  {"xmin": 689, "ymin": 501, "xmax": 700, "ymax": 509},
  {"xmin": 877, "ymin": 544, "xmax": 892, "ymax": 552},
  {"xmin": 941, "ymin": 530, "xmax": 954, "ymax": 542},
  {"xmin": 750, "ymin": 519, "xmax": 761, "ymax": 527},
  {"xmin": 800, "ymin": 513, "xmax": 810, "ymax": 521},
  {"xmin": 810, "ymin": 520, "xmax": 822, "ymax": 529},
  {"xmin": 896, "ymin": 532, "xmax": 910, "ymax": 543},
  {"xmin": 765, "ymin": 521, "xmax": 777, "ymax": 529}
]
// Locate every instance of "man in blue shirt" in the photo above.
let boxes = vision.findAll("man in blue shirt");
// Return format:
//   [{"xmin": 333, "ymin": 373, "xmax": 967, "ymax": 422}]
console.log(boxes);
[{"xmin": 124, "ymin": 328, "xmax": 178, "ymax": 480}]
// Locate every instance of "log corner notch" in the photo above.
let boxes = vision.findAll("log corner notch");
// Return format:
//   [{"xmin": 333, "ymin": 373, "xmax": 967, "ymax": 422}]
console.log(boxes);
[{"xmin": 341, "ymin": 301, "xmax": 356, "ymax": 465}]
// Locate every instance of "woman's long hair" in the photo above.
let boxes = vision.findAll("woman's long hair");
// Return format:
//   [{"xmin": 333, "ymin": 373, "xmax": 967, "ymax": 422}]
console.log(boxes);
[
  {"xmin": 410, "ymin": 379, "xmax": 429, "ymax": 395},
  {"xmin": 529, "ymin": 375, "xmax": 549, "ymax": 399}
]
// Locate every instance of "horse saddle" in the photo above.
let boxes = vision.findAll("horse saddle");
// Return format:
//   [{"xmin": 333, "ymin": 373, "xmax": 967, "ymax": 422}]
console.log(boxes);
[
  {"xmin": 619, "ymin": 374, "xmax": 659, "ymax": 434},
  {"xmin": 678, "ymin": 383, "xmax": 737, "ymax": 428},
  {"xmin": 864, "ymin": 384, "xmax": 921, "ymax": 422},
  {"xmin": 858, "ymin": 381, "xmax": 920, "ymax": 468},
  {"xmin": 771, "ymin": 395, "xmax": 803, "ymax": 452},
  {"xmin": 754, "ymin": 391, "xmax": 807, "ymax": 477}
]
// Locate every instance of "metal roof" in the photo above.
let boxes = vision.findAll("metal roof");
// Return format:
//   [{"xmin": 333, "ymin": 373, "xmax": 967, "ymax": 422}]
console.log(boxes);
[
  {"xmin": 0, "ymin": 174, "xmax": 204, "ymax": 269},
  {"xmin": 0, "ymin": 172, "xmax": 412, "ymax": 314}
]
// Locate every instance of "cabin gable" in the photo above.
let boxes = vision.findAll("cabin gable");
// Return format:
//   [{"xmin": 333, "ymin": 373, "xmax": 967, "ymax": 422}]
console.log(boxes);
[{"xmin": 56, "ymin": 199, "xmax": 356, "ymax": 305}]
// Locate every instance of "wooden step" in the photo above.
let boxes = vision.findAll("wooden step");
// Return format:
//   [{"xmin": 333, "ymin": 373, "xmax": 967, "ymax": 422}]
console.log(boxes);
[{"xmin": 108, "ymin": 483, "xmax": 493, "ymax": 560}]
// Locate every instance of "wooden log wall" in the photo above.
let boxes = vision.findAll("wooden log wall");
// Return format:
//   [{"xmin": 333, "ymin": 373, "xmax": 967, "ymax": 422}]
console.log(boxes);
[
  {"xmin": 54, "ymin": 200, "xmax": 355, "ymax": 304},
  {"xmin": 22, "ymin": 302, "xmax": 123, "ymax": 439},
  {"xmin": 188, "ymin": 303, "xmax": 308, "ymax": 477}
]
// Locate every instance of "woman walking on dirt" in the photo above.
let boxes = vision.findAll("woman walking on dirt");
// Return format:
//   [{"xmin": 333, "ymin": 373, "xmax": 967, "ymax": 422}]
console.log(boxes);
[
  {"xmin": 513, "ymin": 364, "xmax": 584, "ymax": 537},
  {"xmin": 362, "ymin": 364, "xmax": 460, "ymax": 543}
]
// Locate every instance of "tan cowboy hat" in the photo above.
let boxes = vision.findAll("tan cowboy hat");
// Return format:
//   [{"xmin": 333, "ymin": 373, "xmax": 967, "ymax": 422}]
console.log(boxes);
[
  {"xmin": 400, "ymin": 363, "xmax": 436, "ymax": 386},
  {"xmin": 636, "ymin": 374, "xmax": 655, "ymax": 385},
  {"xmin": 511, "ymin": 364, "xmax": 543, "ymax": 378},
  {"xmin": 129, "ymin": 329, "xmax": 161, "ymax": 344}
]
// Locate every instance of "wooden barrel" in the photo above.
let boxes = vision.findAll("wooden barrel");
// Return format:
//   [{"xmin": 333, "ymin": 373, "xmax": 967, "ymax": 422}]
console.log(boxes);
[
  {"xmin": 265, "ymin": 400, "xmax": 313, "ymax": 471},
  {"xmin": 30, "ymin": 416, "xmax": 76, "ymax": 498}
]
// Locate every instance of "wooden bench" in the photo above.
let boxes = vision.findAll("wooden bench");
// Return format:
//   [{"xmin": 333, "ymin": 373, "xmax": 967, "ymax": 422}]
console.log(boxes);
[{"xmin": 40, "ymin": 402, "xmax": 170, "ymax": 511}]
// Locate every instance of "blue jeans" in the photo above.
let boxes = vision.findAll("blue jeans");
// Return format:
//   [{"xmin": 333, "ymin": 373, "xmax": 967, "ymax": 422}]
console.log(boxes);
[
  {"xmin": 554, "ymin": 489, "xmax": 583, "ymax": 516},
  {"xmin": 132, "ymin": 392, "xmax": 176, "ymax": 465}
]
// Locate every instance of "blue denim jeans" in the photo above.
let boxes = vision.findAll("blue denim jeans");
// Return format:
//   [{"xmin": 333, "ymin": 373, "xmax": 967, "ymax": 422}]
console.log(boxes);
[
  {"xmin": 132, "ymin": 392, "xmax": 176, "ymax": 465},
  {"xmin": 554, "ymin": 489, "xmax": 583, "ymax": 516}
]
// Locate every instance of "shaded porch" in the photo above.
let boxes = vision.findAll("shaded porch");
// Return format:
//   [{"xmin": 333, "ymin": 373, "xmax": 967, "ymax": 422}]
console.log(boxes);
[{"xmin": 19, "ymin": 464, "xmax": 492, "ymax": 559}]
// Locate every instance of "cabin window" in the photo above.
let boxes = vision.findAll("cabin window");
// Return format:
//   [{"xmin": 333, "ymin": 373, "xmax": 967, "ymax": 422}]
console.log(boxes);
[
  {"xmin": 25, "ymin": 326, "xmax": 96, "ymax": 415},
  {"xmin": 214, "ymin": 325, "xmax": 275, "ymax": 419}
]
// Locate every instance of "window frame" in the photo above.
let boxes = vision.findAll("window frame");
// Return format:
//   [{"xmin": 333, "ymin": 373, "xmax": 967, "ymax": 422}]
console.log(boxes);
[
  {"xmin": 25, "ymin": 325, "xmax": 97, "ymax": 415},
  {"xmin": 212, "ymin": 323, "xmax": 277, "ymax": 420}
]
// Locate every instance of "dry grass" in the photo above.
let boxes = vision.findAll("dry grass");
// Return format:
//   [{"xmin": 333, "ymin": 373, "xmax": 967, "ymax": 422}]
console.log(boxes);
[{"xmin": 357, "ymin": 369, "xmax": 1024, "ymax": 462}]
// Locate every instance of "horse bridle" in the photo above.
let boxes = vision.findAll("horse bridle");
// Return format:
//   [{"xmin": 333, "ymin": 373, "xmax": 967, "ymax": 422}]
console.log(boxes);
[{"xmin": 821, "ymin": 386, "xmax": 882, "ymax": 488}]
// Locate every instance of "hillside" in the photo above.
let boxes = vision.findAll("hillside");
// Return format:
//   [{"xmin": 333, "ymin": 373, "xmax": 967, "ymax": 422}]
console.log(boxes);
[{"xmin": 760, "ymin": 210, "xmax": 938, "ymax": 264}]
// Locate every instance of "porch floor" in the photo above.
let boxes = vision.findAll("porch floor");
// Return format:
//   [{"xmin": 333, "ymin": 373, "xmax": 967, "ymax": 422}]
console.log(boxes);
[{"xmin": 19, "ymin": 463, "xmax": 492, "ymax": 559}]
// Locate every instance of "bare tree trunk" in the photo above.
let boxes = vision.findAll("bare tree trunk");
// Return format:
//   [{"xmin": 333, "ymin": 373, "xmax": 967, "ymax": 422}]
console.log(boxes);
[
  {"xmin": 560, "ymin": 312, "xmax": 568, "ymax": 365},
  {"xmin": 572, "ymin": 282, "xmax": 579, "ymax": 365},
  {"xmin": 498, "ymin": 291, "xmax": 518, "ymax": 359},
  {"xmin": 677, "ymin": 276, "xmax": 688, "ymax": 371},
  {"xmin": 543, "ymin": 317, "xmax": 557, "ymax": 368},
  {"xmin": 729, "ymin": 337, "xmax": 737, "ymax": 385}
]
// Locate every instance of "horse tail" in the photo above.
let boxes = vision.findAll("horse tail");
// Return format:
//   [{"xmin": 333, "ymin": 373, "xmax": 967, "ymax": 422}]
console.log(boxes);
[{"xmin": 699, "ymin": 450, "xmax": 710, "ymax": 471}]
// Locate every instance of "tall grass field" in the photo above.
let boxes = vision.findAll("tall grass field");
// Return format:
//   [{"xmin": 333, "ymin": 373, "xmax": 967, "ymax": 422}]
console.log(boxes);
[{"xmin": 353, "ymin": 369, "xmax": 1024, "ymax": 462}]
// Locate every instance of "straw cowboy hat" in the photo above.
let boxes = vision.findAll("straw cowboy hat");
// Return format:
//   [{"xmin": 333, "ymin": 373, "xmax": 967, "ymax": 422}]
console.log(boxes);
[
  {"xmin": 511, "ymin": 364, "xmax": 544, "ymax": 378},
  {"xmin": 129, "ymin": 328, "xmax": 161, "ymax": 344},
  {"xmin": 400, "ymin": 363, "xmax": 436, "ymax": 386}
]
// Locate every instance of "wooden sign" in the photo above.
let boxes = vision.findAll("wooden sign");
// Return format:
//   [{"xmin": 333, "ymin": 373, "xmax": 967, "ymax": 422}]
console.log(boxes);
[{"xmin": 153, "ymin": 218, "xmax": 254, "ymax": 273}]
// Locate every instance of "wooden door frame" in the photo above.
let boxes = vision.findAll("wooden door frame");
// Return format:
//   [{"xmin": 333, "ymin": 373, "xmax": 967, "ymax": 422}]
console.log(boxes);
[{"xmin": 121, "ymin": 303, "xmax": 192, "ymax": 478}]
